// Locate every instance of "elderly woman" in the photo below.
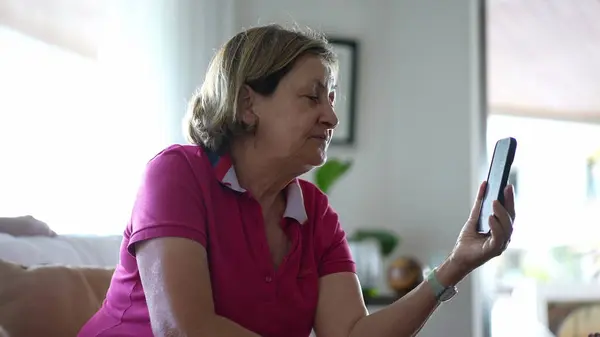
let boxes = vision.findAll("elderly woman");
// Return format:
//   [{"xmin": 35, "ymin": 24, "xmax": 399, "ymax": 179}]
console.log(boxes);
[{"xmin": 78, "ymin": 24, "xmax": 515, "ymax": 337}]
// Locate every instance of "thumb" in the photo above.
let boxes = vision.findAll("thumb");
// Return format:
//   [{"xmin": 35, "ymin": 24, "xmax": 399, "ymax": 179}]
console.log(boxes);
[{"xmin": 465, "ymin": 181, "xmax": 487, "ymax": 230}]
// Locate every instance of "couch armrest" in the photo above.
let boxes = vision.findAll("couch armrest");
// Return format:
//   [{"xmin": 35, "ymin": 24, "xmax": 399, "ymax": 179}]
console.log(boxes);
[{"xmin": 0, "ymin": 259, "xmax": 114, "ymax": 337}]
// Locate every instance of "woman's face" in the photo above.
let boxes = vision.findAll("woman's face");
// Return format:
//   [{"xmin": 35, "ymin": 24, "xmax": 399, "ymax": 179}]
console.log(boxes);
[{"xmin": 243, "ymin": 55, "xmax": 339, "ymax": 169}]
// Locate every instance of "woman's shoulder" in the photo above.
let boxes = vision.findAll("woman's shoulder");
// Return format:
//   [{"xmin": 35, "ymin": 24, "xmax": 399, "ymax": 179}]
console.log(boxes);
[
  {"xmin": 150, "ymin": 144, "xmax": 207, "ymax": 162},
  {"xmin": 142, "ymin": 144, "xmax": 212, "ymax": 182},
  {"xmin": 147, "ymin": 144, "xmax": 209, "ymax": 168}
]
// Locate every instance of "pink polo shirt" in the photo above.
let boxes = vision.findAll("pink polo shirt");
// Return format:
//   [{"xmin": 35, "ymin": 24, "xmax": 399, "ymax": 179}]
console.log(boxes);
[{"xmin": 78, "ymin": 144, "xmax": 355, "ymax": 337}]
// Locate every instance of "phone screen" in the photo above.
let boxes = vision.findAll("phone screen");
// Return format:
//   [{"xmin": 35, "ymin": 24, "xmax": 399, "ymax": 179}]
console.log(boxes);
[{"xmin": 478, "ymin": 139, "xmax": 514, "ymax": 233}]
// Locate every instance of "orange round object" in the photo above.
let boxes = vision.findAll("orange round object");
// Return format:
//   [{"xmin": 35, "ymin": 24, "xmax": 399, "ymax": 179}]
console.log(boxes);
[{"xmin": 387, "ymin": 256, "xmax": 424, "ymax": 297}]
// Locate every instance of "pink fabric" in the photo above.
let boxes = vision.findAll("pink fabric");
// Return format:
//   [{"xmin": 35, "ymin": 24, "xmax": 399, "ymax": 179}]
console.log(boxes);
[{"xmin": 77, "ymin": 145, "xmax": 355, "ymax": 337}]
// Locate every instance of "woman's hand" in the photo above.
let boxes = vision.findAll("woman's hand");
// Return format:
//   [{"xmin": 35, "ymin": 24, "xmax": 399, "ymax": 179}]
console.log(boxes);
[{"xmin": 443, "ymin": 181, "xmax": 516, "ymax": 283}]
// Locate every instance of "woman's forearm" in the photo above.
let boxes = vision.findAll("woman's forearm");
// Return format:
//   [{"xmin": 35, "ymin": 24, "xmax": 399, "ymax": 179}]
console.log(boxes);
[
  {"xmin": 349, "ymin": 259, "xmax": 466, "ymax": 337},
  {"xmin": 159, "ymin": 314, "xmax": 261, "ymax": 337},
  {"xmin": 208, "ymin": 315, "xmax": 262, "ymax": 337}
]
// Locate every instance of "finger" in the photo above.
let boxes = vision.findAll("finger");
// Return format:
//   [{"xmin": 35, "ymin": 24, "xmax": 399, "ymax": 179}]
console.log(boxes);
[
  {"xmin": 468, "ymin": 181, "xmax": 487, "ymax": 220},
  {"xmin": 492, "ymin": 200, "xmax": 514, "ymax": 239},
  {"xmin": 488, "ymin": 215, "xmax": 508, "ymax": 256},
  {"xmin": 503, "ymin": 184, "xmax": 516, "ymax": 220}
]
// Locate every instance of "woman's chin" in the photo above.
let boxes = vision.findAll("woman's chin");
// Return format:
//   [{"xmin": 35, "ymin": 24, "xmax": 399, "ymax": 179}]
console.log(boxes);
[
  {"xmin": 296, "ymin": 145, "xmax": 327, "ymax": 169},
  {"xmin": 308, "ymin": 150, "xmax": 327, "ymax": 167}
]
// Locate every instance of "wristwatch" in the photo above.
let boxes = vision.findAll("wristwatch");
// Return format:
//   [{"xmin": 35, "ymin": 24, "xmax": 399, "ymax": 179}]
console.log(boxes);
[{"xmin": 426, "ymin": 268, "xmax": 458, "ymax": 303}]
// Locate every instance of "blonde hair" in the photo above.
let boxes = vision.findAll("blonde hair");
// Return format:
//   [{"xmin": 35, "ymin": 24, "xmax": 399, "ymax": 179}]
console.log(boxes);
[{"xmin": 184, "ymin": 24, "xmax": 338, "ymax": 151}]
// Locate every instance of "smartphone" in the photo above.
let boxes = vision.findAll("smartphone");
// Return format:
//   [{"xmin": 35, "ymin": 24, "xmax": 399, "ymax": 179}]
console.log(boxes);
[{"xmin": 477, "ymin": 137, "xmax": 517, "ymax": 233}]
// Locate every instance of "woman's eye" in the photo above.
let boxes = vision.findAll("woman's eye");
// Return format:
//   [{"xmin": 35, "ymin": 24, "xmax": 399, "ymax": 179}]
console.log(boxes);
[{"xmin": 306, "ymin": 95, "xmax": 320, "ymax": 103}]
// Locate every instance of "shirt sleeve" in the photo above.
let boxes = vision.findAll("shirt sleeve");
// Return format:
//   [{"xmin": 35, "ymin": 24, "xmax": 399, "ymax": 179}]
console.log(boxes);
[
  {"xmin": 127, "ymin": 148, "xmax": 207, "ymax": 256},
  {"xmin": 317, "ymin": 202, "xmax": 356, "ymax": 277}
]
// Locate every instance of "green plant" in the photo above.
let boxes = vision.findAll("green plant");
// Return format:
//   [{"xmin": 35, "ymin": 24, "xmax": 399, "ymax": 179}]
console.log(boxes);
[{"xmin": 314, "ymin": 158, "xmax": 353, "ymax": 194}]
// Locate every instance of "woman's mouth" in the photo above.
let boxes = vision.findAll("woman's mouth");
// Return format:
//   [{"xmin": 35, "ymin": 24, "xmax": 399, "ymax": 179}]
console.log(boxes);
[{"xmin": 311, "ymin": 134, "xmax": 329, "ymax": 141}]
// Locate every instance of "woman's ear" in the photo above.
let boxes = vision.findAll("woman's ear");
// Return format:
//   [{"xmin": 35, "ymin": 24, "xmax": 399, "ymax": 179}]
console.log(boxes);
[{"xmin": 238, "ymin": 85, "xmax": 258, "ymax": 128}]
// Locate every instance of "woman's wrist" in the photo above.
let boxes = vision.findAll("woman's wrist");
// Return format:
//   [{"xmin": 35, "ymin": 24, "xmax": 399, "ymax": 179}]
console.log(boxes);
[{"xmin": 434, "ymin": 256, "xmax": 470, "ymax": 287}]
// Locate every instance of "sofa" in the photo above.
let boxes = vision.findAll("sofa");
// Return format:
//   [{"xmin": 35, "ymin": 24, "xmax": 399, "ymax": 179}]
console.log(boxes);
[{"xmin": 0, "ymin": 216, "xmax": 121, "ymax": 337}]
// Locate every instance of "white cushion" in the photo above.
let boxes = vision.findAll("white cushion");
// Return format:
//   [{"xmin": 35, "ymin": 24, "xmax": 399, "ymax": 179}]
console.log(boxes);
[{"xmin": 0, "ymin": 233, "xmax": 121, "ymax": 267}]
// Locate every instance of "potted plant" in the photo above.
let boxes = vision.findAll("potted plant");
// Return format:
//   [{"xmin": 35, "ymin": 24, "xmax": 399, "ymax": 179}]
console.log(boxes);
[{"xmin": 314, "ymin": 158, "xmax": 353, "ymax": 195}]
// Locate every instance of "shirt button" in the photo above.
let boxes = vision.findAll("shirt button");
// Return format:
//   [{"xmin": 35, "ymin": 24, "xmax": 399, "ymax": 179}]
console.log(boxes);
[{"xmin": 265, "ymin": 275, "xmax": 273, "ymax": 283}]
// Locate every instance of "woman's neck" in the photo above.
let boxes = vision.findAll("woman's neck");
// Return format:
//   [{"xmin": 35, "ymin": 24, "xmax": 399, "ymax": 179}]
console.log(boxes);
[{"xmin": 229, "ymin": 140, "xmax": 297, "ymax": 209}]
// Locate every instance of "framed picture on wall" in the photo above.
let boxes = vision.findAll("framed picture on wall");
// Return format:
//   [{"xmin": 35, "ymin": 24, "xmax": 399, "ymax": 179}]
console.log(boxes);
[{"xmin": 328, "ymin": 38, "xmax": 358, "ymax": 145}]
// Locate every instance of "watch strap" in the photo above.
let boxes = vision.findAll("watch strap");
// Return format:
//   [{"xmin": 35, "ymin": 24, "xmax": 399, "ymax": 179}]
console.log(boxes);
[
  {"xmin": 426, "ymin": 268, "xmax": 458, "ymax": 302},
  {"xmin": 426, "ymin": 268, "xmax": 446, "ymax": 299}
]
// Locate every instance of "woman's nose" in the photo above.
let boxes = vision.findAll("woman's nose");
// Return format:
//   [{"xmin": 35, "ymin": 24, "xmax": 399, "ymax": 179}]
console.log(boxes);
[{"xmin": 320, "ymin": 104, "xmax": 339, "ymax": 129}]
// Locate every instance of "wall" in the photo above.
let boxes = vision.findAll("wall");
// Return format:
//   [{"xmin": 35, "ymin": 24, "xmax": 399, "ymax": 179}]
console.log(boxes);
[{"xmin": 235, "ymin": 1, "xmax": 486, "ymax": 336}]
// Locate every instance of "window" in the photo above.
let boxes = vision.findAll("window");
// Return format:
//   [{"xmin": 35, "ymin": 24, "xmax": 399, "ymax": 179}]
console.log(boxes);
[
  {"xmin": 488, "ymin": 114, "xmax": 600, "ymax": 336},
  {"xmin": 487, "ymin": 114, "xmax": 600, "ymax": 249},
  {"xmin": 0, "ymin": 25, "xmax": 162, "ymax": 235}
]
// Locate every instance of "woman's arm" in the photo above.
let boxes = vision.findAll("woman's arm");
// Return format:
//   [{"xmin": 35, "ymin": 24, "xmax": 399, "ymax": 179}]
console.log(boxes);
[
  {"xmin": 313, "ymin": 259, "xmax": 463, "ymax": 337},
  {"xmin": 136, "ymin": 237, "xmax": 260, "ymax": 337},
  {"xmin": 315, "ymin": 182, "xmax": 515, "ymax": 337}
]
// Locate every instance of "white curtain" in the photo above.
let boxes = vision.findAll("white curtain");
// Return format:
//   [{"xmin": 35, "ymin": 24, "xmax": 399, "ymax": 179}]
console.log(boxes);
[{"xmin": 0, "ymin": 0, "xmax": 234, "ymax": 235}]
